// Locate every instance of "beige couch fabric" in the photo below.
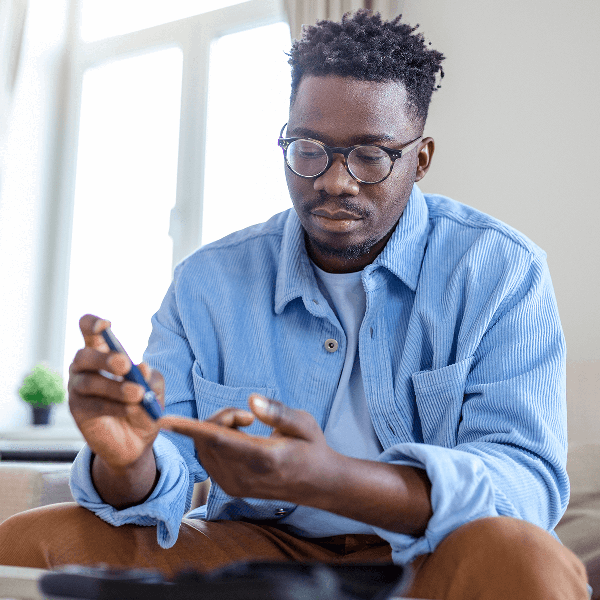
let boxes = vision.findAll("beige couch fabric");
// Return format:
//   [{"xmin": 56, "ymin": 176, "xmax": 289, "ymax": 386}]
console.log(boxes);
[
  {"xmin": 556, "ymin": 444, "xmax": 600, "ymax": 597},
  {"xmin": 0, "ymin": 463, "xmax": 73, "ymax": 524}
]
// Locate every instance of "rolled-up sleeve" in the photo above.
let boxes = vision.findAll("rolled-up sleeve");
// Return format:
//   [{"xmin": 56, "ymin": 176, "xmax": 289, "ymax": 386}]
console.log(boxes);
[
  {"xmin": 372, "ymin": 445, "xmax": 497, "ymax": 563},
  {"xmin": 69, "ymin": 434, "xmax": 190, "ymax": 548}
]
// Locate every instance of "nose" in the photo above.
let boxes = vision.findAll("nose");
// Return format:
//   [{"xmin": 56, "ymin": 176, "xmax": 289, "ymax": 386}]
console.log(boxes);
[{"xmin": 313, "ymin": 155, "xmax": 360, "ymax": 196}]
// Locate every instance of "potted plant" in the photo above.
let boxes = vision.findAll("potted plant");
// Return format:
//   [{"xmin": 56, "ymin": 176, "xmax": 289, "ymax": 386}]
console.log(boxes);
[{"xmin": 18, "ymin": 363, "xmax": 66, "ymax": 425}]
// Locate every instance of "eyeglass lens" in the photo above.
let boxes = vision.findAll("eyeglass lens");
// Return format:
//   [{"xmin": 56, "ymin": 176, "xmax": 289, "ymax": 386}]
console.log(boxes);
[{"xmin": 287, "ymin": 139, "xmax": 392, "ymax": 183}]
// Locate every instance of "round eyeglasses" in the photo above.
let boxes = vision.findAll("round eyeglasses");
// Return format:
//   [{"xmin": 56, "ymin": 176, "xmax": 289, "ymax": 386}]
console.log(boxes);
[{"xmin": 278, "ymin": 124, "xmax": 423, "ymax": 184}]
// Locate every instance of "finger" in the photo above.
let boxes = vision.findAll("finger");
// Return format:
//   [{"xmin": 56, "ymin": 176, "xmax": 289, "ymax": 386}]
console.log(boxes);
[
  {"xmin": 159, "ymin": 415, "xmax": 222, "ymax": 437},
  {"xmin": 160, "ymin": 416, "xmax": 256, "ymax": 449},
  {"xmin": 70, "ymin": 393, "xmax": 144, "ymax": 420},
  {"xmin": 79, "ymin": 314, "xmax": 112, "ymax": 350},
  {"xmin": 70, "ymin": 371, "xmax": 145, "ymax": 404},
  {"xmin": 206, "ymin": 407, "xmax": 255, "ymax": 429},
  {"xmin": 160, "ymin": 416, "xmax": 285, "ymax": 476},
  {"xmin": 249, "ymin": 395, "xmax": 320, "ymax": 441},
  {"xmin": 160, "ymin": 416, "xmax": 227, "ymax": 454},
  {"xmin": 137, "ymin": 363, "xmax": 166, "ymax": 407},
  {"xmin": 70, "ymin": 347, "xmax": 132, "ymax": 378}
]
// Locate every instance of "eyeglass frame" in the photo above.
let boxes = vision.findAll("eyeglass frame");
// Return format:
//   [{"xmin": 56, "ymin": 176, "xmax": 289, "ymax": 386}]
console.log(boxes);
[{"xmin": 278, "ymin": 123, "xmax": 423, "ymax": 185}]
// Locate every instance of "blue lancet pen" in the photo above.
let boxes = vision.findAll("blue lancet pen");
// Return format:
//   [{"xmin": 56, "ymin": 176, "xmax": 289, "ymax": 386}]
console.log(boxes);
[{"xmin": 100, "ymin": 327, "xmax": 163, "ymax": 420}]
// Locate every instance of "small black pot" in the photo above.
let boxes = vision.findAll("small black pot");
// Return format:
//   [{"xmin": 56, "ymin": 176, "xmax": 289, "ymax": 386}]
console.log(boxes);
[{"xmin": 31, "ymin": 405, "xmax": 52, "ymax": 426}]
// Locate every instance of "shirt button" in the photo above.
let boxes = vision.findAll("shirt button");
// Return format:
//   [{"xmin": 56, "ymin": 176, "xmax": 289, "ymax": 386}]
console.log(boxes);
[
  {"xmin": 275, "ymin": 508, "xmax": 288, "ymax": 516},
  {"xmin": 324, "ymin": 339, "xmax": 338, "ymax": 353}
]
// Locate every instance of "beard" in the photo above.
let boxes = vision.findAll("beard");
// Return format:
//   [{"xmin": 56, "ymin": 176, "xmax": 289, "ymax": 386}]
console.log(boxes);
[{"xmin": 304, "ymin": 230, "xmax": 380, "ymax": 262}]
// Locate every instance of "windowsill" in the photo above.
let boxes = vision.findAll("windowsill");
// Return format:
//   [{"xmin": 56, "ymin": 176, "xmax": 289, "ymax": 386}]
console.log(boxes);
[
  {"xmin": 0, "ymin": 425, "xmax": 84, "ymax": 462},
  {"xmin": 0, "ymin": 425, "xmax": 83, "ymax": 442}
]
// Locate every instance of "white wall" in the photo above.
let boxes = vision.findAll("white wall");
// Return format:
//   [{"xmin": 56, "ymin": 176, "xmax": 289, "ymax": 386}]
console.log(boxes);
[
  {"xmin": 400, "ymin": 0, "xmax": 600, "ymax": 446},
  {"xmin": 0, "ymin": 0, "xmax": 68, "ymax": 429}
]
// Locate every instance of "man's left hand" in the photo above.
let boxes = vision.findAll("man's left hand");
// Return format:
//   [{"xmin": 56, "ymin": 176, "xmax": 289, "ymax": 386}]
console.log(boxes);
[{"xmin": 159, "ymin": 395, "xmax": 336, "ymax": 504}]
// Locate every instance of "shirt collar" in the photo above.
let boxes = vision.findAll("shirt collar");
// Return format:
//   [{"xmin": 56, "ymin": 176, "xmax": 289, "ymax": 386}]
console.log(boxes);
[
  {"xmin": 274, "ymin": 207, "xmax": 317, "ymax": 315},
  {"xmin": 366, "ymin": 184, "xmax": 430, "ymax": 291},
  {"xmin": 274, "ymin": 184, "xmax": 429, "ymax": 314}
]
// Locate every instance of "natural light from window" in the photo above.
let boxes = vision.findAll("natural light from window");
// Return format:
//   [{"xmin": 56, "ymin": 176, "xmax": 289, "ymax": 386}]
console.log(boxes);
[
  {"xmin": 62, "ymin": 48, "xmax": 182, "ymax": 380},
  {"xmin": 80, "ymin": 0, "xmax": 251, "ymax": 42},
  {"xmin": 202, "ymin": 21, "xmax": 292, "ymax": 245}
]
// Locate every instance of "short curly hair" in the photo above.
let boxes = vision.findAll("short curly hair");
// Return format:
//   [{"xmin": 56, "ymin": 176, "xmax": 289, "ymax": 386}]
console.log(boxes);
[{"xmin": 288, "ymin": 10, "xmax": 445, "ymax": 124}]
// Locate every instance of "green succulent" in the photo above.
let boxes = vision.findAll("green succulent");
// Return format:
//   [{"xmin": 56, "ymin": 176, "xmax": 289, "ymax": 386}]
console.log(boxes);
[{"xmin": 18, "ymin": 364, "xmax": 66, "ymax": 407}]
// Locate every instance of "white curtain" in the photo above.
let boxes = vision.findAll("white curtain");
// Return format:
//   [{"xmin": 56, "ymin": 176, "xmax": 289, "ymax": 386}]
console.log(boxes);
[
  {"xmin": 0, "ymin": 0, "xmax": 28, "ymax": 141},
  {"xmin": 283, "ymin": 0, "xmax": 401, "ymax": 40}
]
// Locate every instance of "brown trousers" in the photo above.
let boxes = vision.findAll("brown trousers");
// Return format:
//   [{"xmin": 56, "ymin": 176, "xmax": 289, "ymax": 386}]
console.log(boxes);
[{"xmin": 0, "ymin": 503, "xmax": 589, "ymax": 599}]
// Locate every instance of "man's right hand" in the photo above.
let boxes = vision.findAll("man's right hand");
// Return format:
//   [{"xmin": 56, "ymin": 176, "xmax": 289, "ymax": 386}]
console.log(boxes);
[{"xmin": 68, "ymin": 314, "xmax": 165, "ymax": 507}]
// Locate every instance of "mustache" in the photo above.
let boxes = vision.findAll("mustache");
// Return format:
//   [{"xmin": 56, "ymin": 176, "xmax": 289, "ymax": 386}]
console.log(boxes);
[{"xmin": 303, "ymin": 193, "xmax": 371, "ymax": 219}]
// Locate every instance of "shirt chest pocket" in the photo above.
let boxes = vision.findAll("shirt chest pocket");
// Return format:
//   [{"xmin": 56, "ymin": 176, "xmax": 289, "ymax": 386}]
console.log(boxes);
[
  {"xmin": 192, "ymin": 361, "xmax": 277, "ymax": 438},
  {"xmin": 412, "ymin": 356, "xmax": 473, "ymax": 448}
]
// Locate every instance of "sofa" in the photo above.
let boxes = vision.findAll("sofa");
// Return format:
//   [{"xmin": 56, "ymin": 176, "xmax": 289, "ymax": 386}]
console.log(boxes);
[{"xmin": 0, "ymin": 442, "xmax": 598, "ymax": 596}]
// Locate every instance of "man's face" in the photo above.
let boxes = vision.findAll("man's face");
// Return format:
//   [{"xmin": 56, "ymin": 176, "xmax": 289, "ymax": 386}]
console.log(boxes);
[{"xmin": 285, "ymin": 75, "xmax": 432, "ymax": 273}]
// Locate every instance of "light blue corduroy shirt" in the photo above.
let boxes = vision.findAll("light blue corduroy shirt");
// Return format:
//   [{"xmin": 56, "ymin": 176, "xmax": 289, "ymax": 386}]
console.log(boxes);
[{"xmin": 70, "ymin": 184, "xmax": 569, "ymax": 566}]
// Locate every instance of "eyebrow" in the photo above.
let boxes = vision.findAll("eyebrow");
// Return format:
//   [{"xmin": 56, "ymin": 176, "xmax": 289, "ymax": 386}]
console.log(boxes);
[{"xmin": 287, "ymin": 127, "xmax": 397, "ymax": 146}]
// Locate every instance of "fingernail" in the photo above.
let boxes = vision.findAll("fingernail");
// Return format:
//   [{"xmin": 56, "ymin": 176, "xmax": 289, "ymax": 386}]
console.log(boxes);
[
  {"xmin": 93, "ymin": 319, "xmax": 110, "ymax": 333},
  {"xmin": 251, "ymin": 395, "xmax": 269, "ymax": 413}
]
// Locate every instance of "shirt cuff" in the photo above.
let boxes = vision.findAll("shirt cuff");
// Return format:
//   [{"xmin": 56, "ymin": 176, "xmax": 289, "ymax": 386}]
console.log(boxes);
[
  {"xmin": 69, "ymin": 434, "xmax": 190, "ymax": 549},
  {"xmin": 373, "ymin": 443, "xmax": 498, "ymax": 564}
]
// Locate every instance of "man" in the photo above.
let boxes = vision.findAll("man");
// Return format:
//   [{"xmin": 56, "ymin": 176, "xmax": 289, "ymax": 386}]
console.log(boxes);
[{"xmin": 0, "ymin": 10, "xmax": 589, "ymax": 599}]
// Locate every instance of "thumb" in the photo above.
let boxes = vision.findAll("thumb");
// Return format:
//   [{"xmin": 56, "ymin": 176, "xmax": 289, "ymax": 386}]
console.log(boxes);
[{"xmin": 248, "ymin": 395, "xmax": 320, "ymax": 441}]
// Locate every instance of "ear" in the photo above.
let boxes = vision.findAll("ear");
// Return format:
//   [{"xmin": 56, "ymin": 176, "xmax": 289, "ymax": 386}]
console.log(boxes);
[{"xmin": 414, "ymin": 137, "xmax": 435, "ymax": 182}]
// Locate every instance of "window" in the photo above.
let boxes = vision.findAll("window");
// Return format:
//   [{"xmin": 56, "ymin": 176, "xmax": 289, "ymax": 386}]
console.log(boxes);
[
  {"xmin": 62, "ymin": 48, "xmax": 183, "ymax": 377},
  {"xmin": 48, "ymin": 0, "xmax": 288, "ymax": 426}
]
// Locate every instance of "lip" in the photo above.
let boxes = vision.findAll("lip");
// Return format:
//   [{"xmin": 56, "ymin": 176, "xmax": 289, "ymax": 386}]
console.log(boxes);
[
  {"xmin": 311, "ymin": 208, "xmax": 362, "ymax": 220},
  {"xmin": 309, "ymin": 208, "xmax": 364, "ymax": 234}
]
